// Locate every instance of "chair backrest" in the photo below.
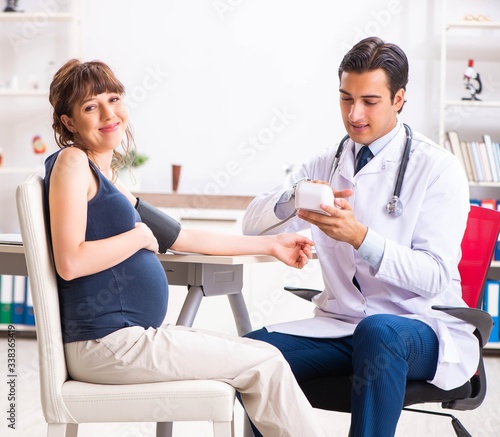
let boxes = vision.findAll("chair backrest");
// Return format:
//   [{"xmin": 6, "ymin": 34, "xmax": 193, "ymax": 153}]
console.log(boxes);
[
  {"xmin": 459, "ymin": 205, "xmax": 500, "ymax": 309},
  {"xmin": 16, "ymin": 173, "xmax": 75, "ymax": 423}
]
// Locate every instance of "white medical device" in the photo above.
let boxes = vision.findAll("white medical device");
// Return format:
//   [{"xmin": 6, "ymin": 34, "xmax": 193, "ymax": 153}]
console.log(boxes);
[{"xmin": 294, "ymin": 181, "xmax": 334, "ymax": 215}]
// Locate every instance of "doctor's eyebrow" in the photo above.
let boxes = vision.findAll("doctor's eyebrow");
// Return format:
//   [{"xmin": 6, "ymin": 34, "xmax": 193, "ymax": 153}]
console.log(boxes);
[{"xmin": 339, "ymin": 89, "xmax": 382, "ymax": 99}]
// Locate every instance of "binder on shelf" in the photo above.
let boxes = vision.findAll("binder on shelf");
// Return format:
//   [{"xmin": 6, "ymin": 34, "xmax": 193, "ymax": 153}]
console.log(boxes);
[
  {"xmin": 483, "ymin": 280, "xmax": 499, "ymax": 343},
  {"xmin": 477, "ymin": 141, "xmax": 492, "ymax": 182},
  {"xmin": 495, "ymin": 142, "xmax": 500, "ymax": 180},
  {"xmin": 460, "ymin": 140, "xmax": 476, "ymax": 182},
  {"xmin": 449, "ymin": 136, "xmax": 500, "ymax": 183},
  {"xmin": 443, "ymin": 138, "xmax": 453, "ymax": 154},
  {"xmin": 483, "ymin": 135, "xmax": 499, "ymax": 182},
  {"xmin": 0, "ymin": 275, "xmax": 14, "ymax": 324},
  {"xmin": 11, "ymin": 275, "xmax": 26, "ymax": 324},
  {"xmin": 23, "ymin": 279, "xmax": 35, "ymax": 326},
  {"xmin": 447, "ymin": 131, "xmax": 467, "ymax": 178},
  {"xmin": 469, "ymin": 141, "xmax": 484, "ymax": 182},
  {"xmin": 480, "ymin": 199, "xmax": 496, "ymax": 210}
]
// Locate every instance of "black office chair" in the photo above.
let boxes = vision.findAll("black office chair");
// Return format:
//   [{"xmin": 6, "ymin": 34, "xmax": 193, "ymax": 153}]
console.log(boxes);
[{"xmin": 286, "ymin": 205, "xmax": 500, "ymax": 437}]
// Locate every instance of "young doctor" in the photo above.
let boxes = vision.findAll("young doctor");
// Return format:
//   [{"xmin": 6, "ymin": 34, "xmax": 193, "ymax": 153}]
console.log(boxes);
[
  {"xmin": 242, "ymin": 37, "xmax": 477, "ymax": 436},
  {"xmin": 44, "ymin": 59, "xmax": 330, "ymax": 437}
]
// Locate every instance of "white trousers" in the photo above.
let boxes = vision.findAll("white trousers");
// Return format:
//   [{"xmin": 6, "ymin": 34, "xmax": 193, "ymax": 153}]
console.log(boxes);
[{"xmin": 64, "ymin": 325, "xmax": 328, "ymax": 437}]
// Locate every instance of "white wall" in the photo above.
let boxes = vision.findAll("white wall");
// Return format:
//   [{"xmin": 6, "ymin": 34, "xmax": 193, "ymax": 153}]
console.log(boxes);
[
  {"xmin": 80, "ymin": 0, "xmax": 442, "ymax": 195},
  {"xmin": 2, "ymin": 0, "xmax": 499, "ymax": 197}
]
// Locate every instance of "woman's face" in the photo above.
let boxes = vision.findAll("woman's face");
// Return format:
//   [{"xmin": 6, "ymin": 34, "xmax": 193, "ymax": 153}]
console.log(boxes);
[{"xmin": 61, "ymin": 92, "xmax": 128, "ymax": 152}]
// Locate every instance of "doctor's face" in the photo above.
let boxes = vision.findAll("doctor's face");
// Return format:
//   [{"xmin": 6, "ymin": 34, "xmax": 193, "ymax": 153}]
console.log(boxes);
[{"xmin": 339, "ymin": 69, "xmax": 405, "ymax": 146}]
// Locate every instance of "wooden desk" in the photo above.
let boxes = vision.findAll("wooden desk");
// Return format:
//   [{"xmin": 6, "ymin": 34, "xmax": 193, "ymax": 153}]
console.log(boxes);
[{"xmin": 0, "ymin": 243, "xmax": 278, "ymax": 336}]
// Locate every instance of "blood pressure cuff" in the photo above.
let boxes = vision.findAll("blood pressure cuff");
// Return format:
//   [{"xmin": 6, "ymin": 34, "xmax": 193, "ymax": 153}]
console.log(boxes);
[{"xmin": 135, "ymin": 197, "xmax": 181, "ymax": 254}]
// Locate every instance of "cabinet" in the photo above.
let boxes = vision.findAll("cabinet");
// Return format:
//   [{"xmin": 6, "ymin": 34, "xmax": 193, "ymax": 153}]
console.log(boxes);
[
  {"xmin": 0, "ymin": 1, "xmax": 83, "ymax": 333},
  {"xmin": 439, "ymin": 0, "xmax": 500, "ymax": 350}
]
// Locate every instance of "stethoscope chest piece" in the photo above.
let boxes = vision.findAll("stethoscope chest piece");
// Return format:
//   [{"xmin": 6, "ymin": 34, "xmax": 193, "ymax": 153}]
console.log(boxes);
[{"xmin": 386, "ymin": 196, "xmax": 403, "ymax": 217}]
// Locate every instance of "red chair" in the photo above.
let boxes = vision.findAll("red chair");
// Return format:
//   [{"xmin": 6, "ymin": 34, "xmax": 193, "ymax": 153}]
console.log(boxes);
[{"xmin": 286, "ymin": 205, "xmax": 500, "ymax": 437}]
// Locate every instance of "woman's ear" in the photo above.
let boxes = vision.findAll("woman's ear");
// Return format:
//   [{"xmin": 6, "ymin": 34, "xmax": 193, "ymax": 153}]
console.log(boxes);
[{"xmin": 61, "ymin": 114, "xmax": 76, "ymax": 134}]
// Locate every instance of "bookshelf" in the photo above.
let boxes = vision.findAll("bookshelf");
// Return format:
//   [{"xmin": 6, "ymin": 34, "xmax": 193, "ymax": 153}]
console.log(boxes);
[
  {"xmin": 0, "ymin": 1, "xmax": 83, "ymax": 335},
  {"xmin": 439, "ymin": 0, "xmax": 500, "ymax": 351},
  {"xmin": 0, "ymin": 274, "xmax": 35, "ymax": 336},
  {"xmin": 0, "ymin": 1, "xmax": 83, "ymax": 173},
  {"xmin": 0, "ymin": 323, "xmax": 35, "ymax": 337},
  {"xmin": 439, "ymin": 0, "xmax": 500, "ymax": 178},
  {"xmin": 438, "ymin": 1, "xmax": 500, "ymax": 144}
]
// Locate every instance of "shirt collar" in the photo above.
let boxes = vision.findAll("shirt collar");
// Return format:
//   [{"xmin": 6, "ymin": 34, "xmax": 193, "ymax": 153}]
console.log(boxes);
[{"xmin": 353, "ymin": 120, "xmax": 402, "ymax": 158}]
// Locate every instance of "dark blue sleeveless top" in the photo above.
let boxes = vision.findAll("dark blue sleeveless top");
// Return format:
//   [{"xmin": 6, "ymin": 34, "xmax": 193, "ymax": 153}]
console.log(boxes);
[{"xmin": 44, "ymin": 150, "xmax": 169, "ymax": 343}]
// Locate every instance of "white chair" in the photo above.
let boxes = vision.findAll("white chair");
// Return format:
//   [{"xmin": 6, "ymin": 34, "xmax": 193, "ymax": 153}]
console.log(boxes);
[{"xmin": 16, "ymin": 173, "xmax": 235, "ymax": 437}]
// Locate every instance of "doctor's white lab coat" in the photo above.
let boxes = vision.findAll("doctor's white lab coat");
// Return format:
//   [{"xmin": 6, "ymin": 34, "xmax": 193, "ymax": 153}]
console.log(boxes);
[{"xmin": 242, "ymin": 122, "xmax": 479, "ymax": 391}]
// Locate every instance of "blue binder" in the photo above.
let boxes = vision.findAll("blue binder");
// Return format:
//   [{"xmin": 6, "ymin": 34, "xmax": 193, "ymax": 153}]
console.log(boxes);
[
  {"xmin": 23, "ymin": 279, "xmax": 35, "ymax": 326},
  {"xmin": 483, "ymin": 280, "xmax": 500, "ymax": 343},
  {"xmin": 11, "ymin": 276, "xmax": 26, "ymax": 325}
]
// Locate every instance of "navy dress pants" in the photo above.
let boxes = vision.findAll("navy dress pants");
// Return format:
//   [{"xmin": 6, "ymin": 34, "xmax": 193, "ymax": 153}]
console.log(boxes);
[{"xmin": 244, "ymin": 314, "xmax": 439, "ymax": 437}]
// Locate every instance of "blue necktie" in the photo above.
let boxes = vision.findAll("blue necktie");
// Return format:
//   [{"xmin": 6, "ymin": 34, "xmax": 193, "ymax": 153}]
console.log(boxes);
[{"xmin": 355, "ymin": 147, "xmax": 373, "ymax": 174}]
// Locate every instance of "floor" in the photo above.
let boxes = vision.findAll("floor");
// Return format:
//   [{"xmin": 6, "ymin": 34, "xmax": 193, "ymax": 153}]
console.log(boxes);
[{"xmin": 1, "ymin": 336, "xmax": 499, "ymax": 436}]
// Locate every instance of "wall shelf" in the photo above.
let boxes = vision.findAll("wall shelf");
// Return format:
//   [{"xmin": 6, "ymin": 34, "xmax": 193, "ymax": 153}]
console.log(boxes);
[
  {"xmin": 0, "ymin": 322, "xmax": 35, "ymax": 331},
  {"xmin": 444, "ymin": 100, "xmax": 500, "ymax": 109},
  {"xmin": 0, "ymin": 12, "xmax": 74, "ymax": 22},
  {"xmin": 0, "ymin": 89, "xmax": 48, "ymax": 97},
  {"xmin": 447, "ymin": 21, "xmax": 500, "ymax": 30},
  {"xmin": 0, "ymin": 167, "xmax": 37, "ymax": 174}
]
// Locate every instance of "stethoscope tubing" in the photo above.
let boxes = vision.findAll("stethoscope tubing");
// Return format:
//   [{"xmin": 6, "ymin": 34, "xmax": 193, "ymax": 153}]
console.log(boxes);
[{"xmin": 329, "ymin": 123, "xmax": 413, "ymax": 216}]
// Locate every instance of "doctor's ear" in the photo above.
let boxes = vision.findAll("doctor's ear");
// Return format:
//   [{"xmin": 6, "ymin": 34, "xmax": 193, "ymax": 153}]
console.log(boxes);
[
  {"xmin": 394, "ymin": 88, "xmax": 406, "ymax": 114},
  {"xmin": 61, "ymin": 114, "xmax": 76, "ymax": 134}
]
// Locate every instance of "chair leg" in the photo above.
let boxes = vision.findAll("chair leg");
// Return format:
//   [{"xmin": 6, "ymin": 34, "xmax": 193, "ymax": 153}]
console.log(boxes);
[
  {"xmin": 66, "ymin": 424, "xmax": 78, "ymax": 437},
  {"xmin": 47, "ymin": 424, "xmax": 78, "ymax": 437},
  {"xmin": 450, "ymin": 417, "xmax": 473, "ymax": 437},
  {"xmin": 156, "ymin": 422, "xmax": 173, "ymax": 437},
  {"xmin": 403, "ymin": 408, "xmax": 472, "ymax": 437},
  {"xmin": 213, "ymin": 420, "xmax": 234, "ymax": 437}
]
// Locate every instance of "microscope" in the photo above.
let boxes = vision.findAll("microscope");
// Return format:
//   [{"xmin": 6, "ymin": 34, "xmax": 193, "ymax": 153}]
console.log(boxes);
[
  {"xmin": 3, "ymin": 0, "xmax": 17, "ymax": 12},
  {"xmin": 462, "ymin": 59, "xmax": 482, "ymax": 101}
]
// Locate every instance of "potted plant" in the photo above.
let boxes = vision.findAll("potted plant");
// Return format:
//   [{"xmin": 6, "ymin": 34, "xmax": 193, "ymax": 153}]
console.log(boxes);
[
  {"xmin": 119, "ymin": 149, "xmax": 149, "ymax": 191},
  {"xmin": 129, "ymin": 149, "xmax": 149, "ymax": 168}
]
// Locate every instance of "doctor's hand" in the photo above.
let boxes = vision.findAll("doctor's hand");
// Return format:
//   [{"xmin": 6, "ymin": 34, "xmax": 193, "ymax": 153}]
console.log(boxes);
[
  {"xmin": 297, "ymin": 197, "xmax": 368, "ymax": 249},
  {"xmin": 309, "ymin": 181, "xmax": 353, "ymax": 200},
  {"xmin": 333, "ymin": 188, "xmax": 353, "ymax": 200}
]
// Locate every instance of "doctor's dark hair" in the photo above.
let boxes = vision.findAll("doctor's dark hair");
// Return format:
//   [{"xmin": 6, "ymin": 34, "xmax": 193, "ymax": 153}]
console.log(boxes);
[
  {"xmin": 338, "ymin": 37, "xmax": 408, "ymax": 113},
  {"xmin": 49, "ymin": 59, "xmax": 135, "ymax": 174}
]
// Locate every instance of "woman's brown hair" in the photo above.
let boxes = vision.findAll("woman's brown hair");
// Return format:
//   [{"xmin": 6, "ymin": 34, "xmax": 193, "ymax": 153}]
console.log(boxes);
[{"xmin": 49, "ymin": 59, "xmax": 135, "ymax": 176}]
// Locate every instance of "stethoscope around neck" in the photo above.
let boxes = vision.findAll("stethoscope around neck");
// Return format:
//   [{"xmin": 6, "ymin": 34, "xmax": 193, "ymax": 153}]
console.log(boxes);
[{"xmin": 330, "ymin": 123, "xmax": 413, "ymax": 217}]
